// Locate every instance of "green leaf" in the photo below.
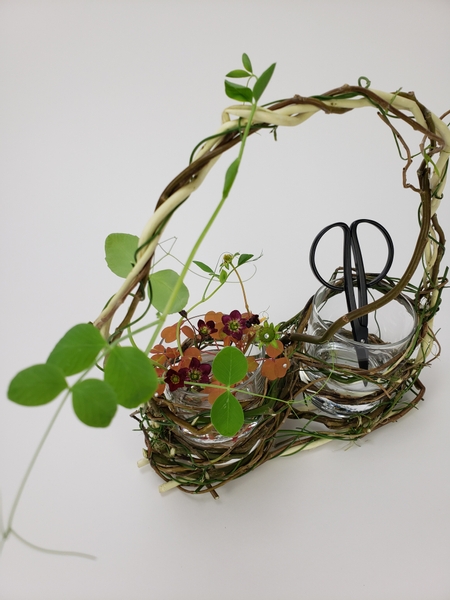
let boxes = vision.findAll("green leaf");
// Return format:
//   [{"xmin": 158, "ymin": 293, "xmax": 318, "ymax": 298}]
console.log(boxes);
[
  {"xmin": 219, "ymin": 269, "xmax": 227, "ymax": 284},
  {"xmin": 242, "ymin": 53, "xmax": 253, "ymax": 73},
  {"xmin": 8, "ymin": 364, "xmax": 67, "ymax": 406},
  {"xmin": 72, "ymin": 379, "xmax": 117, "ymax": 427},
  {"xmin": 210, "ymin": 390, "xmax": 244, "ymax": 437},
  {"xmin": 226, "ymin": 69, "xmax": 250, "ymax": 78},
  {"xmin": 149, "ymin": 269, "xmax": 189, "ymax": 314},
  {"xmin": 224, "ymin": 80, "xmax": 253, "ymax": 103},
  {"xmin": 193, "ymin": 260, "xmax": 214, "ymax": 275},
  {"xmin": 105, "ymin": 233, "xmax": 139, "ymax": 278},
  {"xmin": 237, "ymin": 253, "xmax": 254, "ymax": 266},
  {"xmin": 212, "ymin": 346, "xmax": 248, "ymax": 386},
  {"xmin": 104, "ymin": 346, "xmax": 158, "ymax": 408},
  {"xmin": 253, "ymin": 63, "xmax": 276, "ymax": 102},
  {"xmin": 223, "ymin": 158, "xmax": 240, "ymax": 199},
  {"xmin": 47, "ymin": 323, "xmax": 106, "ymax": 376}
]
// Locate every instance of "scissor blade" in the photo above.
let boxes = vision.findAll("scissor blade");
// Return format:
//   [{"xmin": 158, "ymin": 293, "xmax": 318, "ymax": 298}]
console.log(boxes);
[
  {"xmin": 354, "ymin": 346, "xmax": 369, "ymax": 389},
  {"xmin": 351, "ymin": 322, "xmax": 369, "ymax": 374},
  {"xmin": 356, "ymin": 349, "xmax": 369, "ymax": 372}
]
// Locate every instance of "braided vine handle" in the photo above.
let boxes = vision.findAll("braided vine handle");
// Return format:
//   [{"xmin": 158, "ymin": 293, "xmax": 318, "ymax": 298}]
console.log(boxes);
[{"xmin": 94, "ymin": 84, "xmax": 449, "ymax": 365}]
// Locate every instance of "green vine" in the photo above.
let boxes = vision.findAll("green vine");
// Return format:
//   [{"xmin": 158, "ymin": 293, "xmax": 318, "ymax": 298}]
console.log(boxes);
[{"xmin": 2, "ymin": 54, "xmax": 280, "ymax": 550}]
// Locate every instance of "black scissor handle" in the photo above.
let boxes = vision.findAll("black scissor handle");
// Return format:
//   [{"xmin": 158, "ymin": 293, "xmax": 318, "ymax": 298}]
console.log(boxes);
[
  {"xmin": 350, "ymin": 219, "xmax": 394, "ymax": 331},
  {"xmin": 309, "ymin": 219, "xmax": 394, "ymax": 294},
  {"xmin": 351, "ymin": 219, "xmax": 394, "ymax": 288},
  {"xmin": 309, "ymin": 222, "xmax": 350, "ymax": 292}
]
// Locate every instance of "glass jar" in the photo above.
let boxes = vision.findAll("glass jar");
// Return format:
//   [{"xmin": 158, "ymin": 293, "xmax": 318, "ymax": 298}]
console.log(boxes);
[
  {"xmin": 164, "ymin": 348, "xmax": 265, "ymax": 448},
  {"xmin": 303, "ymin": 285, "xmax": 417, "ymax": 416}
]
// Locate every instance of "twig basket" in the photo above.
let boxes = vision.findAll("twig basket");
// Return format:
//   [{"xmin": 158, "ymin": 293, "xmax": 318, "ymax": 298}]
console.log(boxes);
[{"xmin": 99, "ymin": 82, "xmax": 448, "ymax": 496}]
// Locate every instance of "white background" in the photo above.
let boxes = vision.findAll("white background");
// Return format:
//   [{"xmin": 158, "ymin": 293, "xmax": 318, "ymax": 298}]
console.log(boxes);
[{"xmin": 1, "ymin": 1, "xmax": 450, "ymax": 599}]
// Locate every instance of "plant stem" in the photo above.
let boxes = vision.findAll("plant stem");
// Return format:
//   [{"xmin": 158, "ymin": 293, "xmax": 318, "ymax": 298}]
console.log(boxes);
[
  {"xmin": 231, "ymin": 265, "xmax": 250, "ymax": 313},
  {"xmin": 2, "ymin": 393, "xmax": 69, "ymax": 548},
  {"xmin": 144, "ymin": 198, "xmax": 226, "ymax": 354},
  {"xmin": 185, "ymin": 280, "xmax": 226, "ymax": 316},
  {"xmin": 145, "ymin": 103, "xmax": 258, "ymax": 354},
  {"xmin": 9, "ymin": 528, "xmax": 96, "ymax": 560}
]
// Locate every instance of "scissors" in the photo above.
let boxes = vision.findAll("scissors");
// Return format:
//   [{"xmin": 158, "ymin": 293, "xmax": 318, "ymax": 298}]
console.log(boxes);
[{"xmin": 309, "ymin": 219, "xmax": 394, "ymax": 370}]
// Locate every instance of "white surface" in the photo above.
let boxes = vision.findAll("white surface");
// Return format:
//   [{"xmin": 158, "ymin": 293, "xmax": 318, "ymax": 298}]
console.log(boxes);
[{"xmin": 1, "ymin": 1, "xmax": 449, "ymax": 599}]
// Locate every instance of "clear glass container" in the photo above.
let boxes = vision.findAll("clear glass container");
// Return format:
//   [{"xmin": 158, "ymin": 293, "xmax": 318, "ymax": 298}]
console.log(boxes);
[
  {"xmin": 164, "ymin": 348, "xmax": 264, "ymax": 448},
  {"xmin": 303, "ymin": 285, "xmax": 417, "ymax": 416}
]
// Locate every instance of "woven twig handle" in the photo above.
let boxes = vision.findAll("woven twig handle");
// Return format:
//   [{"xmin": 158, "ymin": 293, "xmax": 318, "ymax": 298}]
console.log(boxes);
[{"xmin": 93, "ymin": 85, "xmax": 449, "ymax": 362}]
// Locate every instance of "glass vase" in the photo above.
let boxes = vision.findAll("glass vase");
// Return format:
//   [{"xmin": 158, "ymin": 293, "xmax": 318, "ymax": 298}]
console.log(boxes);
[
  {"xmin": 164, "ymin": 348, "xmax": 264, "ymax": 448},
  {"xmin": 303, "ymin": 285, "xmax": 417, "ymax": 416}
]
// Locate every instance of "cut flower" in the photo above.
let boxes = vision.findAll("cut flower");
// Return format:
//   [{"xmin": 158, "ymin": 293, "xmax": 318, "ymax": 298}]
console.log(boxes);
[
  {"xmin": 165, "ymin": 369, "xmax": 186, "ymax": 391},
  {"xmin": 222, "ymin": 310, "xmax": 247, "ymax": 340},
  {"xmin": 178, "ymin": 357, "xmax": 211, "ymax": 386},
  {"xmin": 197, "ymin": 319, "xmax": 217, "ymax": 339}
]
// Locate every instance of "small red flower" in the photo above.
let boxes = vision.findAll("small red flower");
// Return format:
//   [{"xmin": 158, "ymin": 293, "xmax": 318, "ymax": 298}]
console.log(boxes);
[
  {"xmin": 178, "ymin": 357, "xmax": 211, "ymax": 385},
  {"xmin": 165, "ymin": 369, "xmax": 186, "ymax": 392},
  {"xmin": 245, "ymin": 314, "xmax": 260, "ymax": 327},
  {"xmin": 222, "ymin": 310, "xmax": 247, "ymax": 340},
  {"xmin": 197, "ymin": 319, "xmax": 218, "ymax": 339}
]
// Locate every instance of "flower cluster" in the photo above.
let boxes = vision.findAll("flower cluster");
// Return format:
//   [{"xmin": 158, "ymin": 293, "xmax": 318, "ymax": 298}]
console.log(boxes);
[
  {"xmin": 165, "ymin": 357, "xmax": 211, "ymax": 392},
  {"xmin": 149, "ymin": 308, "xmax": 290, "ymax": 399}
]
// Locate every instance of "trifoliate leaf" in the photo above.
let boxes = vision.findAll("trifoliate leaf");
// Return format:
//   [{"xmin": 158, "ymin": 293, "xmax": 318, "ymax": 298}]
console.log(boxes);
[
  {"xmin": 47, "ymin": 323, "xmax": 106, "ymax": 376},
  {"xmin": 104, "ymin": 346, "xmax": 158, "ymax": 408},
  {"xmin": 8, "ymin": 364, "xmax": 67, "ymax": 406},
  {"xmin": 72, "ymin": 379, "xmax": 117, "ymax": 427}
]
